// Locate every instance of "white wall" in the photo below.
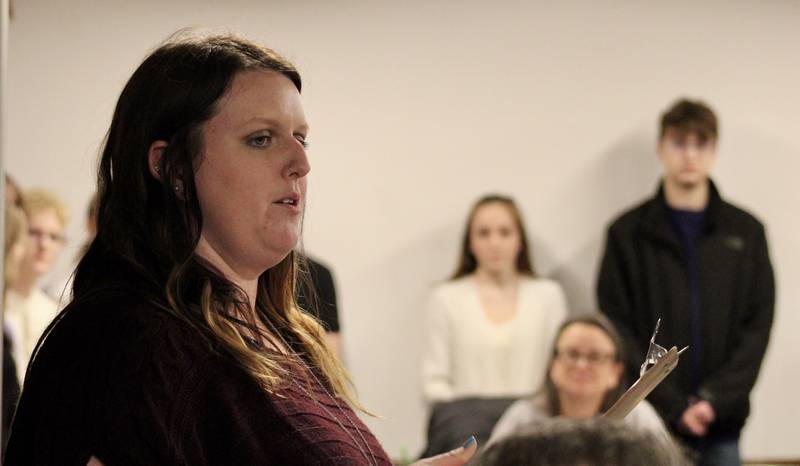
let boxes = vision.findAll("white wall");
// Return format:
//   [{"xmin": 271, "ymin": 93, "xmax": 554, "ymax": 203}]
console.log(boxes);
[{"xmin": 7, "ymin": 0, "xmax": 799, "ymax": 458}]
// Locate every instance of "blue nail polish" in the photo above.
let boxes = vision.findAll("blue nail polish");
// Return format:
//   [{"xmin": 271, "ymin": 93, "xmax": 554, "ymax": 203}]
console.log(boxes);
[{"xmin": 461, "ymin": 435, "xmax": 476, "ymax": 449}]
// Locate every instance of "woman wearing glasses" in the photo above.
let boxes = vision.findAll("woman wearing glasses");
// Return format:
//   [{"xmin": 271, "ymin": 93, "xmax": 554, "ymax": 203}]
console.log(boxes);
[{"xmin": 487, "ymin": 313, "xmax": 670, "ymax": 446}]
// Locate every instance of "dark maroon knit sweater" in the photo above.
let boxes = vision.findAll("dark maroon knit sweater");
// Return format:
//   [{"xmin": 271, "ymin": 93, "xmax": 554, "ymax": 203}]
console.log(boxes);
[{"xmin": 4, "ymin": 285, "xmax": 391, "ymax": 465}]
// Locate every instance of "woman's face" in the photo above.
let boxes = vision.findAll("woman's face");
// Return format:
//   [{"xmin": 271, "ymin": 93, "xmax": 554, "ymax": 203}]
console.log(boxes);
[
  {"xmin": 468, "ymin": 202, "xmax": 521, "ymax": 275},
  {"xmin": 193, "ymin": 69, "xmax": 310, "ymax": 282},
  {"xmin": 550, "ymin": 323, "xmax": 623, "ymax": 403}
]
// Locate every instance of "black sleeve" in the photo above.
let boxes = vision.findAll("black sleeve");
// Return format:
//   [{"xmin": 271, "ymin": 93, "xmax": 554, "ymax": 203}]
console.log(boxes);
[
  {"xmin": 597, "ymin": 224, "xmax": 688, "ymax": 424},
  {"xmin": 297, "ymin": 259, "xmax": 340, "ymax": 333},
  {"xmin": 698, "ymin": 223, "xmax": 775, "ymax": 422},
  {"xmin": 2, "ymin": 335, "xmax": 21, "ymax": 450}
]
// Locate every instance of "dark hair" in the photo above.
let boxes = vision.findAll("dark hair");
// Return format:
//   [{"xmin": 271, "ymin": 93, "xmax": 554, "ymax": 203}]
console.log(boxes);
[
  {"xmin": 479, "ymin": 418, "xmax": 677, "ymax": 466},
  {"xmin": 68, "ymin": 31, "xmax": 355, "ymax": 403},
  {"xmin": 451, "ymin": 194, "xmax": 535, "ymax": 280},
  {"xmin": 538, "ymin": 313, "xmax": 626, "ymax": 416},
  {"xmin": 659, "ymin": 98, "xmax": 718, "ymax": 143},
  {"xmin": 86, "ymin": 191, "xmax": 99, "ymax": 225},
  {"xmin": 5, "ymin": 173, "xmax": 23, "ymax": 208},
  {"xmin": 76, "ymin": 191, "xmax": 100, "ymax": 260}
]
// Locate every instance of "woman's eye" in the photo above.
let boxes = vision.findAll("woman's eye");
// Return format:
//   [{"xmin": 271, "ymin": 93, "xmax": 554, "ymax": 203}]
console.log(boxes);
[
  {"xmin": 249, "ymin": 134, "xmax": 272, "ymax": 147},
  {"xmin": 295, "ymin": 134, "xmax": 309, "ymax": 149}
]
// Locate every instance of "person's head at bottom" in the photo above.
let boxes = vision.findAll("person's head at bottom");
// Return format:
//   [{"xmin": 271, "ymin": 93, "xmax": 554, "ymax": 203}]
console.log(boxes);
[{"xmin": 479, "ymin": 418, "xmax": 677, "ymax": 466}]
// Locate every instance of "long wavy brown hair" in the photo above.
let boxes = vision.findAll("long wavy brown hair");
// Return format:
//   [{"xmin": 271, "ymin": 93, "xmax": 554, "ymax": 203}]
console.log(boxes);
[
  {"xmin": 68, "ymin": 32, "xmax": 356, "ymax": 406},
  {"xmin": 450, "ymin": 194, "xmax": 536, "ymax": 280}
]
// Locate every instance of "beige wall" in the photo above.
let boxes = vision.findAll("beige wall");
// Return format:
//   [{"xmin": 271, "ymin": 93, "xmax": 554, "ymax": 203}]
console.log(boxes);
[{"xmin": 7, "ymin": 0, "xmax": 799, "ymax": 458}]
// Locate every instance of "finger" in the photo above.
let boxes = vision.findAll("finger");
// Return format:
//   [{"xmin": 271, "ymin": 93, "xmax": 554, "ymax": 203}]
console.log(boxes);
[
  {"xmin": 412, "ymin": 436, "xmax": 478, "ymax": 466},
  {"xmin": 684, "ymin": 417, "xmax": 700, "ymax": 435},
  {"xmin": 689, "ymin": 419, "xmax": 707, "ymax": 436}
]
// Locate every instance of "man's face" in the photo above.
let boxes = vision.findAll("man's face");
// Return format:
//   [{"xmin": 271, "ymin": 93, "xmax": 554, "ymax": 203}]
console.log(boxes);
[
  {"xmin": 22, "ymin": 209, "xmax": 66, "ymax": 278},
  {"xmin": 657, "ymin": 128, "xmax": 717, "ymax": 188}
]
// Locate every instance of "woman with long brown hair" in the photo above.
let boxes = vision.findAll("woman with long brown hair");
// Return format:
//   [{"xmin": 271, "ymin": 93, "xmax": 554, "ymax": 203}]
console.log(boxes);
[
  {"xmin": 420, "ymin": 194, "xmax": 567, "ymax": 452},
  {"xmin": 422, "ymin": 194, "xmax": 567, "ymax": 402},
  {"xmin": 5, "ymin": 32, "xmax": 475, "ymax": 465}
]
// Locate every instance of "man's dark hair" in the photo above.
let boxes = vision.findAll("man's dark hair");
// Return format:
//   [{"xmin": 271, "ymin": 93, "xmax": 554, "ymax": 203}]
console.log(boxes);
[
  {"xmin": 659, "ymin": 98, "xmax": 718, "ymax": 143},
  {"xmin": 479, "ymin": 418, "xmax": 680, "ymax": 466}
]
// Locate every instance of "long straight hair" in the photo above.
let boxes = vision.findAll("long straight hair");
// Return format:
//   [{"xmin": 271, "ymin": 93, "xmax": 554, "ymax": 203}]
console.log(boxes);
[
  {"xmin": 451, "ymin": 194, "xmax": 535, "ymax": 280},
  {"xmin": 69, "ymin": 32, "xmax": 357, "ymax": 406}
]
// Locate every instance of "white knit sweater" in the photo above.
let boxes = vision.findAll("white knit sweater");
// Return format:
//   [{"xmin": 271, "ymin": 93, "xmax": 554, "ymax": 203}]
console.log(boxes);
[{"xmin": 421, "ymin": 276, "xmax": 567, "ymax": 402}]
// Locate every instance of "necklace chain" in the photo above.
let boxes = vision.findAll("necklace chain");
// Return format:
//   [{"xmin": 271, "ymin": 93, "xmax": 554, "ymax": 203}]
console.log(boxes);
[
  {"xmin": 290, "ymin": 363, "xmax": 379, "ymax": 466},
  {"xmin": 252, "ymin": 324, "xmax": 379, "ymax": 466}
]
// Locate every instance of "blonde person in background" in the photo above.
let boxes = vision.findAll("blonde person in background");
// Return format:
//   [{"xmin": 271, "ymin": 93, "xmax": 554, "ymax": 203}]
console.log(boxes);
[
  {"xmin": 6, "ymin": 188, "xmax": 69, "ymax": 383},
  {"xmin": 420, "ymin": 194, "xmax": 567, "ymax": 455},
  {"xmin": 487, "ymin": 314, "xmax": 671, "ymax": 449}
]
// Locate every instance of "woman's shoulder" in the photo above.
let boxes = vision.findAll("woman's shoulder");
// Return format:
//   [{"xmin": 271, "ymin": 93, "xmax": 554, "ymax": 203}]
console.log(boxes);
[
  {"xmin": 11, "ymin": 289, "xmax": 255, "ymax": 463},
  {"xmin": 629, "ymin": 399, "xmax": 660, "ymax": 419},
  {"xmin": 519, "ymin": 277, "xmax": 566, "ymax": 303},
  {"xmin": 501, "ymin": 396, "xmax": 543, "ymax": 422},
  {"xmin": 627, "ymin": 400, "xmax": 669, "ymax": 433},
  {"xmin": 429, "ymin": 276, "xmax": 474, "ymax": 300},
  {"xmin": 489, "ymin": 394, "xmax": 548, "ymax": 445},
  {"xmin": 35, "ymin": 289, "xmax": 222, "ymax": 384},
  {"xmin": 520, "ymin": 276, "xmax": 562, "ymax": 292},
  {"xmin": 63, "ymin": 288, "xmax": 195, "ymax": 338}
]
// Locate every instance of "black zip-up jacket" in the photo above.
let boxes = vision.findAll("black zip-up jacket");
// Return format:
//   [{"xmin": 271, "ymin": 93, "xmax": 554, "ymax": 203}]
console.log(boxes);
[{"xmin": 597, "ymin": 180, "xmax": 775, "ymax": 438}]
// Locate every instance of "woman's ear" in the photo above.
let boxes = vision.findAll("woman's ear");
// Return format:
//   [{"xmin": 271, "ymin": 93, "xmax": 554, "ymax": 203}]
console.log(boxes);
[
  {"xmin": 147, "ymin": 140, "xmax": 169, "ymax": 181},
  {"xmin": 147, "ymin": 140, "xmax": 185, "ymax": 200}
]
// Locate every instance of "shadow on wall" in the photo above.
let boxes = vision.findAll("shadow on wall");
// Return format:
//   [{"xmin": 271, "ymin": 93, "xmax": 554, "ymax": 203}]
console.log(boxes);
[
  {"xmin": 547, "ymin": 128, "xmax": 661, "ymax": 314},
  {"xmin": 347, "ymin": 127, "xmax": 662, "ymax": 456},
  {"xmin": 343, "ymin": 219, "xmax": 463, "ymax": 456},
  {"xmin": 348, "ymin": 123, "xmax": 799, "ymax": 458}
]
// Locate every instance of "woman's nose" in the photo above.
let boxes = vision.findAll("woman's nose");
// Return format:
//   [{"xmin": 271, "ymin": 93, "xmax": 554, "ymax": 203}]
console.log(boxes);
[{"xmin": 284, "ymin": 140, "xmax": 311, "ymax": 179}]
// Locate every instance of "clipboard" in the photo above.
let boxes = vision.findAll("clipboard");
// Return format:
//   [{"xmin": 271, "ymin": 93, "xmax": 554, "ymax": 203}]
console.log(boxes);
[{"xmin": 603, "ymin": 345, "xmax": 681, "ymax": 420}]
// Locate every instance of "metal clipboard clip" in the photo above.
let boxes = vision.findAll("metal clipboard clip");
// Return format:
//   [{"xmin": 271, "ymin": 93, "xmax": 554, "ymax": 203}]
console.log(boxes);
[
  {"xmin": 640, "ymin": 318, "xmax": 689, "ymax": 377},
  {"xmin": 604, "ymin": 318, "xmax": 689, "ymax": 420}
]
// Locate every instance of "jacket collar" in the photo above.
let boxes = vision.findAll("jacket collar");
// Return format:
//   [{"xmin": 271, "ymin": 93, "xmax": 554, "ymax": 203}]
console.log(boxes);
[{"xmin": 641, "ymin": 178, "xmax": 724, "ymax": 242}]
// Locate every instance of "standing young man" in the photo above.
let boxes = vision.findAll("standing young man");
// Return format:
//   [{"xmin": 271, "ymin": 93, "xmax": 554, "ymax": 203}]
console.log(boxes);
[{"xmin": 597, "ymin": 99, "xmax": 775, "ymax": 465}]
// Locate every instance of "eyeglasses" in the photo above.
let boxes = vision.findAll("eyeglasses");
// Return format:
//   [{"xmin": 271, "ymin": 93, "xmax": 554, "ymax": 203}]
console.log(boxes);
[
  {"xmin": 28, "ymin": 228, "xmax": 67, "ymax": 244},
  {"xmin": 555, "ymin": 348, "xmax": 615, "ymax": 366}
]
